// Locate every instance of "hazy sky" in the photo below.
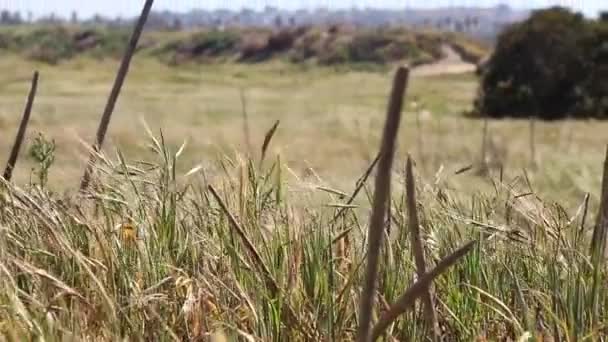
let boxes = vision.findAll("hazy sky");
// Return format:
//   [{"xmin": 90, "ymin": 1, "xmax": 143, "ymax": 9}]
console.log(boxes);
[{"xmin": 0, "ymin": 0, "xmax": 603, "ymax": 19}]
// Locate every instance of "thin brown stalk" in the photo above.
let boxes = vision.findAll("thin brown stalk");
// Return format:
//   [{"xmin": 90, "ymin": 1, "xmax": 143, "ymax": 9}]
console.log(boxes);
[
  {"xmin": 386, "ymin": 196, "xmax": 392, "ymax": 236},
  {"xmin": 477, "ymin": 117, "xmax": 489, "ymax": 176},
  {"xmin": 79, "ymin": 0, "xmax": 154, "ymax": 191},
  {"xmin": 405, "ymin": 156, "xmax": 441, "ymax": 341},
  {"xmin": 329, "ymin": 152, "xmax": 381, "ymax": 224},
  {"xmin": 3, "ymin": 71, "xmax": 39, "ymax": 181},
  {"xmin": 239, "ymin": 88, "xmax": 252, "ymax": 157},
  {"xmin": 357, "ymin": 66, "xmax": 410, "ymax": 342},
  {"xmin": 529, "ymin": 116, "xmax": 537, "ymax": 169},
  {"xmin": 260, "ymin": 120, "xmax": 280, "ymax": 165},
  {"xmin": 208, "ymin": 185, "xmax": 277, "ymax": 291},
  {"xmin": 371, "ymin": 240, "xmax": 477, "ymax": 340},
  {"xmin": 454, "ymin": 164, "xmax": 473, "ymax": 175},
  {"xmin": 434, "ymin": 115, "xmax": 443, "ymax": 171},
  {"xmin": 591, "ymin": 145, "xmax": 608, "ymax": 259},
  {"xmin": 207, "ymin": 184, "xmax": 313, "ymax": 339},
  {"xmin": 580, "ymin": 192, "xmax": 590, "ymax": 234},
  {"xmin": 415, "ymin": 107, "xmax": 425, "ymax": 168}
]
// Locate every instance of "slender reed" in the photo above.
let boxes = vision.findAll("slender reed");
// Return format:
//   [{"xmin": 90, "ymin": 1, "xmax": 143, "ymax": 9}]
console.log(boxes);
[
  {"xmin": 406, "ymin": 156, "xmax": 441, "ymax": 341},
  {"xmin": 3, "ymin": 71, "xmax": 39, "ymax": 181},
  {"xmin": 80, "ymin": 0, "xmax": 155, "ymax": 191},
  {"xmin": 357, "ymin": 66, "xmax": 409, "ymax": 342}
]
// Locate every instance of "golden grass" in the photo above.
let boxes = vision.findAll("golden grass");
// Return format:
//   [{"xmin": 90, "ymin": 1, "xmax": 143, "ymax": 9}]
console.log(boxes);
[
  {"xmin": 1, "ymin": 48, "xmax": 607, "ymax": 340},
  {"xmin": 0, "ymin": 54, "xmax": 606, "ymax": 210}
]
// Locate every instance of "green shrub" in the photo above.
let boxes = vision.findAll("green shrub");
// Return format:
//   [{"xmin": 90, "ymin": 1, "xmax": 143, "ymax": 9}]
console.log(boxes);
[
  {"xmin": 0, "ymin": 31, "xmax": 12, "ymax": 49},
  {"xmin": 0, "ymin": 27, "xmax": 132, "ymax": 63},
  {"xmin": 318, "ymin": 43, "xmax": 350, "ymax": 65},
  {"xmin": 289, "ymin": 30, "xmax": 321, "ymax": 63},
  {"xmin": 474, "ymin": 7, "xmax": 607, "ymax": 119},
  {"xmin": 413, "ymin": 32, "xmax": 444, "ymax": 60},
  {"xmin": 24, "ymin": 27, "xmax": 75, "ymax": 64},
  {"xmin": 92, "ymin": 29, "xmax": 130, "ymax": 58},
  {"xmin": 186, "ymin": 30, "xmax": 240, "ymax": 56},
  {"xmin": 315, "ymin": 29, "xmax": 441, "ymax": 67},
  {"xmin": 576, "ymin": 21, "xmax": 608, "ymax": 117},
  {"xmin": 347, "ymin": 32, "xmax": 393, "ymax": 63},
  {"xmin": 157, "ymin": 30, "xmax": 241, "ymax": 64},
  {"xmin": 28, "ymin": 132, "xmax": 56, "ymax": 188}
]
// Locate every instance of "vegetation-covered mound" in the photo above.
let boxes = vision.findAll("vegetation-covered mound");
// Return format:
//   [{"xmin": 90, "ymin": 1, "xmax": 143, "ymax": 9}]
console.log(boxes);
[
  {"xmin": 473, "ymin": 7, "xmax": 608, "ymax": 120},
  {"xmin": 155, "ymin": 25, "xmax": 489, "ymax": 67},
  {"xmin": 0, "ymin": 26, "xmax": 130, "ymax": 64},
  {"xmin": 0, "ymin": 24, "xmax": 488, "ymax": 68},
  {"xmin": 154, "ymin": 25, "xmax": 451, "ymax": 66}
]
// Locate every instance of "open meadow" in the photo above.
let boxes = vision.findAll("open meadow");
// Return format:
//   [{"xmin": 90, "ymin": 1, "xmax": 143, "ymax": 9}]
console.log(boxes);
[
  {"xmin": 0, "ymin": 29, "xmax": 607, "ymax": 340},
  {"xmin": 0, "ymin": 55, "xmax": 605, "ymax": 207}
]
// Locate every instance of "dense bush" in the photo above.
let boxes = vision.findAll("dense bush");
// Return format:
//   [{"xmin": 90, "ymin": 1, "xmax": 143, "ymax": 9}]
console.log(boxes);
[
  {"xmin": 239, "ymin": 29, "xmax": 301, "ymax": 62},
  {"xmin": 474, "ymin": 7, "xmax": 607, "ymax": 119},
  {"xmin": 347, "ymin": 33, "xmax": 394, "ymax": 63},
  {"xmin": 305, "ymin": 27, "xmax": 440, "ymax": 66},
  {"xmin": 0, "ymin": 24, "xmax": 487, "ymax": 69},
  {"xmin": 24, "ymin": 27, "xmax": 75, "ymax": 64},
  {"xmin": 0, "ymin": 26, "xmax": 133, "ymax": 64},
  {"xmin": 94, "ymin": 29, "xmax": 130, "ymax": 58},
  {"xmin": 175, "ymin": 30, "xmax": 240, "ymax": 56}
]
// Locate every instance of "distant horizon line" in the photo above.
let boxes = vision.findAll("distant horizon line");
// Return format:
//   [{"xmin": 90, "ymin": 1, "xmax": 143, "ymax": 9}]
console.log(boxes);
[
  {"xmin": 30, "ymin": 4, "xmax": 587, "ymax": 17},
  {"xmin": 6, "ymin": 2, "xmax": 601, "ymax": 21}
]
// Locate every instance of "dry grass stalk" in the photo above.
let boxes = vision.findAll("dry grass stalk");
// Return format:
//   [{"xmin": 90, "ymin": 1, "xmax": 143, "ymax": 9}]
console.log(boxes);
[
  {"xmin": 529, "ymin": 116, "xmax": 537, "ymax": 169},
  {"xmin": 260, "ymin": 120, "xmax": 280, "ymax": 165},
  {"xmin": 357, "ymin": 66, "xmax": 410, "ymax": 342},
  {"xmin": 580, "ymin": 192, "xmax": 591, "ymax": 233},
  {"xmin": 3, "ymin": 71, "xmax": 39, "ymax": 181},
  {"xmin": 386, "ymin": 195, "xmax": 392, "ymax": 235},
  {"xmin": 477, "ymin": 117, "xmax": 489, "ymax": 176},
  {"xmin": 79, "ymin": 0, "xmax": 155, "ymax": 191},
  {"xmin": 454, "ymin": 164, "xmax": 474, "ymax": 175},
  {"xmin": 591, "ymin": 145, "xmax": 608, "ymax": 259},
  {"xmin": 414, "ymin": 102, "xmax": 426, "ymax": 169},
  {"xmin": 239, "ymin": 88, "xmax": 252, "ymax": 157},
  {"xmin": 207, "ymin": 184, "xmax": 314, "ymax": 339},
  {"xmin": 208, "ymin": 185, "xmax": 277, "ymax": 292},
  {"xmin": 371, "ymin": 240, "xmax": 477, "ymax": 340},
  {"xmin": 288, "ymin": 237, "xmax": 303, "ymax": 290},
  {"xmin": 330, "ymin": 152, "xmax": 381, "ymax": 224},
  {"xmin": 406, "ymin": 156, "xmax": 441, "ymax": 341},
  {"xmin": 336, "ymin": 227, "xmax": 352, "ymax": 277}
]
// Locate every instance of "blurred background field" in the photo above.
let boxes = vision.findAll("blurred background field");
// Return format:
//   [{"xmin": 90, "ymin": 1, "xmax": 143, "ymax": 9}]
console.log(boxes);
[
  {"xmin": 0, "ymin": 3, "xmax": 607, "ymax": 341},
  {"xmin": 0, "ymin": 51, "xmax": 605, "ymax": 209}
]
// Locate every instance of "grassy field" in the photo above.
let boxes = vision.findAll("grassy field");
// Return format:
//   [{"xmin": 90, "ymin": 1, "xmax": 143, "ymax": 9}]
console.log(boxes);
[
  {"xmin": 0, "ymin": 52, "xmax": 608, "ymax": 340},
  {"xmin": 0, "ymin": 54, "xmax": 605, "ymax": 205}
]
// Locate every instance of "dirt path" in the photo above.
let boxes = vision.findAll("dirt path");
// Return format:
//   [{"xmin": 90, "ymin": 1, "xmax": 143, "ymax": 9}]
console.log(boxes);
[{"xmin": 411, "ymin": 44, "xmax": 476, "ymax": 76}]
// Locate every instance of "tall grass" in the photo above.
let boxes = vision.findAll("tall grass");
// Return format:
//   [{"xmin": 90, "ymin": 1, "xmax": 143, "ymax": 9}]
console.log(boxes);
[
  {"xmin": 0, "ymin": 2, "xmax": 606, "ymax": 339},
  {"xmin": 0, "ymin": 118, "xmax": 607, "ymax": 340}
]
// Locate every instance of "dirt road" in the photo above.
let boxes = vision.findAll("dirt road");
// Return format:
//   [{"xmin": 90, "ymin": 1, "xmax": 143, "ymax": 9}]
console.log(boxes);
[{"xmin": 411, "ymin": 44, "xmax": 477, "ymax": 76}]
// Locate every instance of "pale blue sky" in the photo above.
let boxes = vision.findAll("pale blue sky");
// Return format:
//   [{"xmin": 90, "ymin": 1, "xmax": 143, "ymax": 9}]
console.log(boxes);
[{"xmin": 0, "ymin": 0, "xmax": 603, "ymax": 19}]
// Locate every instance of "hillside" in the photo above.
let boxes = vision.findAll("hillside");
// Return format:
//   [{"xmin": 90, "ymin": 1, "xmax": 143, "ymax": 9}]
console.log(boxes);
[
  {"xmin": 0, "ymin": 24, "xmax": 489, "ymax": 67},
  {"xmin": 0, "ymin": 4, "xmax": 530, "ymax": 43},
  {"xmin": 122, "ymin": 4, "xmax": 531, "ymax": 43}
]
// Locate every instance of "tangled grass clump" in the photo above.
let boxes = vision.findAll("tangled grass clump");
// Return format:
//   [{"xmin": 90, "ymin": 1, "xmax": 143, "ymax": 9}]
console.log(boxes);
[{"xmin": 0, "ymin": 125, "xmax": 607, "ymax": 340}]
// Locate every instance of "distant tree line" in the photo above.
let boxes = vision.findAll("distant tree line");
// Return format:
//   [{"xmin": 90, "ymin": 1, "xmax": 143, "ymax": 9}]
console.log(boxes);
[
  {"xmin": 0, "ymin": 10, "xmax": 24, "ymax": 25},
  {"xmin": 0, "ymin": 6, "xmax": 525, "ymax": 41}
]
